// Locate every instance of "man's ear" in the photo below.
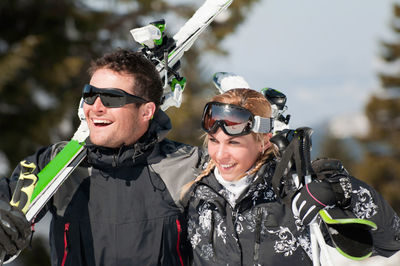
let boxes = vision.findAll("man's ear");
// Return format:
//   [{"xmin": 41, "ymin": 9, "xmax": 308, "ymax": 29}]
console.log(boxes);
[{"xmin": 140, "ymin": 102, "xmax": 156, "ymax": 122}]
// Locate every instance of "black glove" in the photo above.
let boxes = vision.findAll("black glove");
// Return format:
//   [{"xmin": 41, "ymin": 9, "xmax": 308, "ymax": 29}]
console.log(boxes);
[
  {"xmin": 0, "ymin": 199, "xmax": 31, "ymax": 257},
  {"xmin": 292, "ymin": 158, "xmax": 353, "ymax": 225}
]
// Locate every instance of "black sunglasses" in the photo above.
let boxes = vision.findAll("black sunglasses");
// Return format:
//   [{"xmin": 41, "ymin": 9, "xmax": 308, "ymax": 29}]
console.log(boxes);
[
  {"xmin": 82, "ymin": 84, "xmax": 148, "ymax": 108},
  {"xmin": 201, "ymin": 102, "xmax": 273, "ymax": 136}
]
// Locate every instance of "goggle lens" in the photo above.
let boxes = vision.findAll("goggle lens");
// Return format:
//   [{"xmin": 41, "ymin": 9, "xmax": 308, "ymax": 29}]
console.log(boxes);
[{"xmin": 201, "ymin": 102, "xmax": 254, "ymax": 136}]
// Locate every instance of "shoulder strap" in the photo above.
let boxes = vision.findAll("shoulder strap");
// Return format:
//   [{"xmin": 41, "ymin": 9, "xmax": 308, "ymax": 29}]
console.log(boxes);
[{"xmin": 271, "ymin": 128, "xmax": 314, "ymax": 206}]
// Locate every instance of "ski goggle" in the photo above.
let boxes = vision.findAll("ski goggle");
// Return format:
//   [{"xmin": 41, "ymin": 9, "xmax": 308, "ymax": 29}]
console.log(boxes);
[
  {"xmin": 201, "ymin": 102, "xmax": 274, "ymax": 136},
  {"xmin": 82, "ymin": 84, "xmax": 148, "ymax": 108}
]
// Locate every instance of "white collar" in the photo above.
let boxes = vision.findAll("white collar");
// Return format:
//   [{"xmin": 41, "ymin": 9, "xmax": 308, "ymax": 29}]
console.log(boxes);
[{"xmin": 214, "ymin": 167, "xmax": 253, "ymax": 207}]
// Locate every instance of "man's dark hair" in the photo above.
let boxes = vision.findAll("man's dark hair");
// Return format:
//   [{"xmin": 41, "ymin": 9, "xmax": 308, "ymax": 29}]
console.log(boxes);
[{"xmin": 88, "ymin": 49, "xmax": 163, "ymax": 108}]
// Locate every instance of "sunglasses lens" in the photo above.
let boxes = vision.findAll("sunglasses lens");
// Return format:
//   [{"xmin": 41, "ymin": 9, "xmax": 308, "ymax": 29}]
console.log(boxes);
[
  {"xmin": 202, "ymin": 102, "xmax": 253, "ymax": 136},
  {"xmin": 99, "ymin": 92, "xmax": 124, "ymax": 108},
  {"xmin": 82, "ymin": 85, "xmax": 131, "ymax": 108},
  {"xmin": 83, "ymin": 85, "xmax": 98, "ymax": 105}
]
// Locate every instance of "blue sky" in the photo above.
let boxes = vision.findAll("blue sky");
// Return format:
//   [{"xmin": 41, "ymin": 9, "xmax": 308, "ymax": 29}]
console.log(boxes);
[{"xmin": 210, "ymin": 0, "xmax": 394, "ymax": 129}]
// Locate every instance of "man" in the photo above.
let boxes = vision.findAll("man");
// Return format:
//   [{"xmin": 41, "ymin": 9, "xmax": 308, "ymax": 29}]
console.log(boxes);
[{"xmin": 0, "ymin": 49, "xmax": 202, "ymax": 265}]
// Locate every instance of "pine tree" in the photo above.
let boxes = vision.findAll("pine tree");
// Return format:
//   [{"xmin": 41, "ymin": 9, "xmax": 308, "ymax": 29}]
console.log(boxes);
[{"xmin": 355, "ymin": 3, "xmax": 400, "ymax": 214}]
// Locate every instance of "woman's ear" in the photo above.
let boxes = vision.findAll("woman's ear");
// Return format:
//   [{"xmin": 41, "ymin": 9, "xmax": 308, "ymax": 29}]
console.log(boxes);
[
  {"xmin": 260, "ymin": 133, "xmax": 273, "ymax": 153},
  {"xmin": 140, "ymin": 102, "xmax": 156, "ymax": 122}
]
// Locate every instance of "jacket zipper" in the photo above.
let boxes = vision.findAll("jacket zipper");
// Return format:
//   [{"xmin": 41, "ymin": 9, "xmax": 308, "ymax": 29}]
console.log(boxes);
[
  {"xmin": 175, "ymin": 219, "xmax": 184, "ymax": 266},
  {"xmin": 61, "ymin": 223, "xmax": 70, "ymax": 266},
  {"xmin": 209, "ymin": 212, "xmax": 217, "ymax": 261},
  {"xmin": 253, "ymin": 208, "xmax": 263, "ymax": 262},
  {"xmin": 112, "ymin": 153, "xmax": 117, "ymax": 167}
]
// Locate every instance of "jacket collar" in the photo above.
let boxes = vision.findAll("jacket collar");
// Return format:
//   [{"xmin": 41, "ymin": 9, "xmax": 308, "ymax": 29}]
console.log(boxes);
[
  {"xmin": 85, "ymin": 109, "xmax": 172, "ymax": 167},
  {"xmin": 193, "ymin": 160, "xmax": 276, "ymax": 207}
]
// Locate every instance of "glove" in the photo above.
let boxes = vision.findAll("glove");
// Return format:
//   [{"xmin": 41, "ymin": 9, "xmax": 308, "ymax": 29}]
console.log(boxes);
[
  {"xmin": 0, "ymin": 199, "xmax": 31, "ymax": 257},
  {"xmin": 311, "ymin": 157, "xmax": 348, "ymax": 180},
  {"xmin": 311, "ymin": 158, "xmax": 353, "ymax": 208},
  {"xmin": 292, "ymin": 170, "xmax": 351, "ymax": 225}
]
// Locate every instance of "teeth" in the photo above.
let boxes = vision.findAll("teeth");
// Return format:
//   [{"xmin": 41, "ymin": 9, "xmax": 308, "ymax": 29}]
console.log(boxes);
[
  {"xmin": 220, "ymin": 163, "xmax": 234, "ymax": 168},
  {"xmin": 93, "ymin": 119, "xmax": 111, "ymax": 124}
]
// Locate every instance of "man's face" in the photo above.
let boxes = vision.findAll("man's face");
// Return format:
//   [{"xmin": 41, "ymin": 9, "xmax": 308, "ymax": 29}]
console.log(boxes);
[{"xmin": 83, "ymin": 68, "xmax": 152, "ymax": 148}]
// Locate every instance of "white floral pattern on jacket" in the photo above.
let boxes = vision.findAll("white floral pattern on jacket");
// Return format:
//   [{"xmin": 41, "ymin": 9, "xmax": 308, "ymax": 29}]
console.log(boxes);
[
  {"xmin": 186, "ymin": 162, "xmax": 314, "ymax": 265},
  {"xmin": 185, "ymin": 162, "xmax": 400, "ymax": 265}
]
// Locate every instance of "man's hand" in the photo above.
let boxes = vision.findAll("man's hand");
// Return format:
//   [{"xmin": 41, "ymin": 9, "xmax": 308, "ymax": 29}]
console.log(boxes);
[{"xmin": 0, "ymin": 199, "xmax": 31, "ymax": 257}]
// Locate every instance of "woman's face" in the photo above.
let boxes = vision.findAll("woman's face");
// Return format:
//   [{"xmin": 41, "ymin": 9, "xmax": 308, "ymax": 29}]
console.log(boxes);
[{"xmin": 207, "ymin": 128, "xmax": 269, "ymax": 182}]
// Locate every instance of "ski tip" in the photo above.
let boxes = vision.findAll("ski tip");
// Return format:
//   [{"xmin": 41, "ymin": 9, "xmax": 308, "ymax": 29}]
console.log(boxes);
[{"xmin": 212, "ymin": 72, "xmax": 250, "ymax": 93}]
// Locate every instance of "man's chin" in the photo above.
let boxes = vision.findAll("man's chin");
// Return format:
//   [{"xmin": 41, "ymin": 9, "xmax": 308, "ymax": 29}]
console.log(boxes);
[{"xmin": 89, "ymin": 134, "xmax": 119, "ymax": 148}]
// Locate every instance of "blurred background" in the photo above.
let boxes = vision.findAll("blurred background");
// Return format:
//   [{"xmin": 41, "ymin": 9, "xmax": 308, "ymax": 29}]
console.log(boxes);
[{"xmin": 1, "ymin": 0, "xmax": 399, "ymax": 265}]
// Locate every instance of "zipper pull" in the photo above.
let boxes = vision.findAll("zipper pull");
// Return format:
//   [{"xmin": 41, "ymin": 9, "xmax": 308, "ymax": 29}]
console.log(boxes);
[
  {"xmin": 112, "ymin": 153, "xmax": 117, "ymax": 167},
  {"xmin": 254, "ymin": 208, "xmax": 263, "ymax": 262}
]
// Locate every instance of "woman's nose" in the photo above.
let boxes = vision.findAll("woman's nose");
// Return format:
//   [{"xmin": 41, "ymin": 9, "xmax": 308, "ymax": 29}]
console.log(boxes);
[{"xmin": 215, "ymin": 143, "xmax": 228, "ymax": 160}]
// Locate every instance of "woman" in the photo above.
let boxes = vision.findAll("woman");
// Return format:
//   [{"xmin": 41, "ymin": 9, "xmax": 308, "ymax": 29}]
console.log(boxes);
[{"xmin": 181, "ymin": 89, "xmax": 400, "ymax": 265}]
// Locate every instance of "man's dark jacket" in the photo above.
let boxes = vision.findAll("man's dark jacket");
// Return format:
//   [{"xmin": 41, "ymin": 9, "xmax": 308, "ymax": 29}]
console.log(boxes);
[{"xmin": 0, "ymin": 110, "xmax": 202, "ymax": 266}]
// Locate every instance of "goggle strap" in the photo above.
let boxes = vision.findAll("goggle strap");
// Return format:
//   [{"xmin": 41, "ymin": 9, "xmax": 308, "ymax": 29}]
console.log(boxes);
[{"xmin": 253, "ymin": 116, "xmax": 274, "ymax": 133}]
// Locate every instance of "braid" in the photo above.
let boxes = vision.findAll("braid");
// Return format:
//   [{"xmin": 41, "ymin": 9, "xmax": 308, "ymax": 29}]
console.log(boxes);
[
  {"xmin": 246, "ymin": 150, "xmax": 273, "ymax": 177},
  {"xmin": 195, "ymin": 159, "xmax": 216, "ymax": 182},
  {"xmin": 180, "ymin": 159, "xmax": 216, "ymax": 200}
]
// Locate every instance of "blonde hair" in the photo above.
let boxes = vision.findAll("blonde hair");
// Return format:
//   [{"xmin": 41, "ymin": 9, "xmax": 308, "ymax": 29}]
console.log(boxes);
[{"xmin": 181, "ymin": 88, "xmax": 278, "ymax": 198}]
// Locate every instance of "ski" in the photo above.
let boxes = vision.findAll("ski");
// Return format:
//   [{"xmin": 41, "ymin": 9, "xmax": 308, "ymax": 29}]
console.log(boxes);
[
  {"xmin": 133, "ymin": 0, "xmax": 234, "ymax": 110},
  {"xmin": 10, "ymin": 0, "xmax": 234, "ymax": 225},
  {"xmin": 25, "ymin": 140, "xmax": 86, "ymax": 221}
]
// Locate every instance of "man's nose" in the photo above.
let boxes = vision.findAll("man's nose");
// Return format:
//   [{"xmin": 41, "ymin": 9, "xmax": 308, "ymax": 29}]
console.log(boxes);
[{"xmin": 92, "ymin": 96, "xmax": 106, "ymax": 111}]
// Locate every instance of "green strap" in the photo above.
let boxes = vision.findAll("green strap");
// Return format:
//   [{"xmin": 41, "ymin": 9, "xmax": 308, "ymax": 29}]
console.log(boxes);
[{"xmin": 319, "ymin": 209, "xmax": 377, "ymax": 230}]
